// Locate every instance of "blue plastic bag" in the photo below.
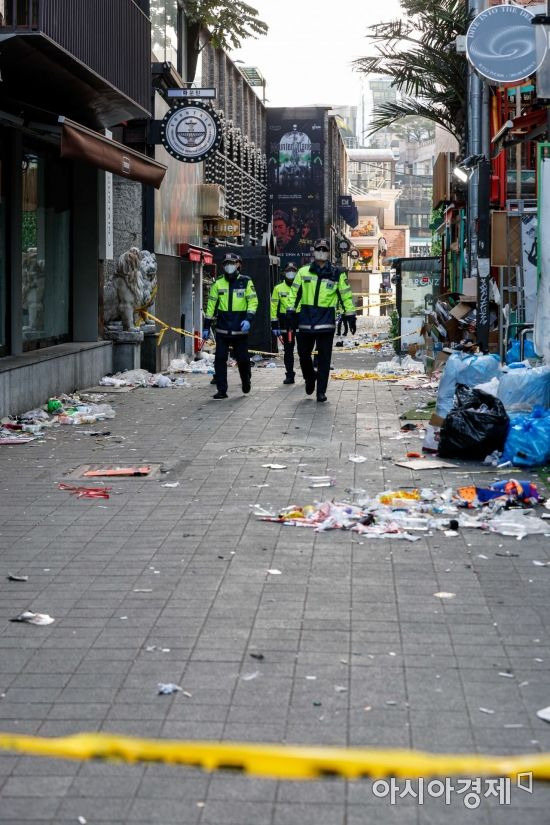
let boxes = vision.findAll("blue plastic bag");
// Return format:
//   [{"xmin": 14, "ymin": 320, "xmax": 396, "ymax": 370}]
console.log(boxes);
[
  {"xmin": 506, "ymin": 340, "xmax": 536, "ymax": 365},
  {"xmin": 497, "ymin": 365, "xmax": 550, "ymax": 412},
  {"xmin": 501, "ymin": 406, "xmax": 550, "ymax": 466},
  {"xmin": 436, "ymin": 354, "xmax": 501, "ymax": 418}
]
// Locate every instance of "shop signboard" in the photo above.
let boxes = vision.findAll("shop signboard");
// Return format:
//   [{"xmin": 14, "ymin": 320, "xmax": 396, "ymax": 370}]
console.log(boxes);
[{"xmin": 467, "ymin": 5, "xmax": 545, "ymax": 85}]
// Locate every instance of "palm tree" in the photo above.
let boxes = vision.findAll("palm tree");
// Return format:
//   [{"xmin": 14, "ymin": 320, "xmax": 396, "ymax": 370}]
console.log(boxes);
[{"xmin": 354, "ymin": 0, "xmax": 469, "ymax": 145}]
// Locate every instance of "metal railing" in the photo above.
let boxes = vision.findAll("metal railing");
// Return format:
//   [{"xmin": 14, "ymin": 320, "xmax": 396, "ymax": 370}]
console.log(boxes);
[{"xmin": 0, "ymin": 0, "xmax": 151, "ymax": 112}]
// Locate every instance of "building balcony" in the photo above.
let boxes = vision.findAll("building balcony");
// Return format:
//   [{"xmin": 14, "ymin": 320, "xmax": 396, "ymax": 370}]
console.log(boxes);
[{"xmin": 0, "ymin": 0, "xmax": 151, "ymax": 127}]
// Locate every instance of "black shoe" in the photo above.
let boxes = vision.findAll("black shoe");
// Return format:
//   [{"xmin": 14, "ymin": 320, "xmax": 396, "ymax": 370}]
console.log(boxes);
[
  {"xmin": 212, "ymin": 391, "xmax": 228, "ymax": 399},
  {"xmin": 210, "ymin": 377, "xmax": 217, "ymax": 385},
  {"xmin": 305, "ymin": 372, "xmax": 317, "ymax": 395},
  {"xmin": 316, "ymin": 393, "xmax": 327, "ymax": 403},
  {"xmin": 241, "ymin": 378, "xmax": 251, "ymax": 394},
  {"xmin": 283, "ymin": 376, "xmax": 295, "ymax": 385}
]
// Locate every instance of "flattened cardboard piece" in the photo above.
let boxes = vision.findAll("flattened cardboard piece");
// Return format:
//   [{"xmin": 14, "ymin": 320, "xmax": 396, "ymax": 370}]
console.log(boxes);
[{"xmin": 395, "ymin": 458, "xmax": 458, "ymax": 470}]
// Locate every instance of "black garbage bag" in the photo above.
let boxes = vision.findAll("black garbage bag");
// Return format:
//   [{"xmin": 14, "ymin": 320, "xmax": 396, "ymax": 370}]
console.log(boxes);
[{"xmin": 438, "ymin": 384, "xmax": 510, "ymax": 460}]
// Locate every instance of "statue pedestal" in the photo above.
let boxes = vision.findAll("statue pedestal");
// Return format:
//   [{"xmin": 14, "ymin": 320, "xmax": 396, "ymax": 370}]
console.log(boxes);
[
  {"xmin": 140, "ymin": 324, "xmax": 159, "ymax": 373},
  {"xmin": 104, "ymin": 328, "xmax": 144, "ymax": 373}
]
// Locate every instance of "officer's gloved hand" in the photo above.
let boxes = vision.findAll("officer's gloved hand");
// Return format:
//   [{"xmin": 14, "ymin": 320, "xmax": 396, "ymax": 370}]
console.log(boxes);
[
  {"xmin": 240, "ymin": 320, "xmax": 251, "ymax": 333},
  {"xmin": 272, "ymin": 322, "xmax": 282, "ymax": 336},
  {"xmin": 348, "ymin": 316, "xmax": 357, "ymax": 335},
  {"xmin": 202, "ymin": 328, "xmax": 210, "ymax": 341}
]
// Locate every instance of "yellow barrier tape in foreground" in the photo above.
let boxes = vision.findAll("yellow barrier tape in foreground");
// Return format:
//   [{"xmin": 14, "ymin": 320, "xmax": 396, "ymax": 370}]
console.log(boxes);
[{"xmin": 0, "ymin": 732, "xmax": 549, "ymax": 782}]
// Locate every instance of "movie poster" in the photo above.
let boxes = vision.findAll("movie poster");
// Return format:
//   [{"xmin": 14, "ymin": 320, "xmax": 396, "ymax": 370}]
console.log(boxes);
[{"xmin": 267, "ymin": 108, "xmax": 327, "ymax": 267}]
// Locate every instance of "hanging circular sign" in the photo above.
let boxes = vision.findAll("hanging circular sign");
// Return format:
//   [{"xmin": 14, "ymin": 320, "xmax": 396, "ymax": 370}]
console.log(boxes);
[
  {"xmin": 466, "ymin": 5, "xmax": 544, "ymax": 85},
  {"xmin": 337, "ymin": 238, "xmax": 351, "ymax": 253},
  {"xmin": 350, "ymin": 249, "xmax": 360, "ymax": 260},
  {"xmin": 160, "ymin": 101, "xmax": 222, "ymax": 163}
]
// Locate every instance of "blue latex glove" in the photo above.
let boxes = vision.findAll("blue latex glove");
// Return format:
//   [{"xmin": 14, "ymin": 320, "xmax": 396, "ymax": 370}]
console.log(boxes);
[
  {"xmin": 240, "ymin": 320, "xmax": 251, "ymax": 333},
  {"xmin": 202, "ymin": 328, "xmax": 210, "ymax": 340},
  {"xmin": 272, "ymin": 328, "xmax": 282, "ymax": 337}
]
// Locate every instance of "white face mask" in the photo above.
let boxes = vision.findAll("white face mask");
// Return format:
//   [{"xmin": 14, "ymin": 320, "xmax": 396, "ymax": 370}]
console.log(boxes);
[
  {"xmin": 224, "ymin": 264, "xmax": 237, "ymax": 275},
  {"xmin": 285, "ymin": 273, "xmax": 295, "ymax": 282},
  {"xmin": 314, "ymin": 250, "xmax": 329, "ymax": 262}
]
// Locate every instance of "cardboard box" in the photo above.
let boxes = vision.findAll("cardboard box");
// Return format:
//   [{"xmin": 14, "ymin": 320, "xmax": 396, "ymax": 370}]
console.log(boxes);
[
  {"xmin": 450, "ymin": 301, "xmax": 476, "ymax": 321},
  {"xmin": 460, "ymin": 278, "xmax": 478, "ymax": 300},
  {"xmin": 429, "ymin": 412, "xmax": 445, "ymax": 427}
]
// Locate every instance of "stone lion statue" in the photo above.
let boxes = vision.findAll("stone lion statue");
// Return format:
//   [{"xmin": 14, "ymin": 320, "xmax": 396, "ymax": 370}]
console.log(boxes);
[{"xmin": 104, "ymin": 247, "xmax": 157, "ymax": 330}]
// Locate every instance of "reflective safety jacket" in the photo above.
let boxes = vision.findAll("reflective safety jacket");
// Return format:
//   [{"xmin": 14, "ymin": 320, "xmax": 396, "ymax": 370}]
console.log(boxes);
[
  {"xmin": 270, "ymin": 280, "xmax": 300, "ymax": 327},
  {"xmin": 288, "ymin": 262, "xmax": 356, "ymax": 332},
  {"xmin": 204, "ymin": 275, "xmax": 258, "ymax": 336}
]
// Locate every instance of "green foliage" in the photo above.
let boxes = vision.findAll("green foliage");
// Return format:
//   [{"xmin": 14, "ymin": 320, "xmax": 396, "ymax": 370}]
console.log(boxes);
[
  {"xmin": 185, "ymin": 1, "xmax": 268, "ymax": 51},
  {"xmin": 430, "ymin": 206, "xmax": 443, "ymax": 257},
  {"xmin": 354, "ymin": 0, "xmax": 469, "ymax": 142}
]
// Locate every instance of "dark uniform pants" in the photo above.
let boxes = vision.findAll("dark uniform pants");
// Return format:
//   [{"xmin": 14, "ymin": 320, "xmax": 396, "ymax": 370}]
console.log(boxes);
[
  {"xmin": 337, "ymin": 315, "xmax": 349, "ymax": 336},
  {"xmin": 215, "ymin": 335, "xmax": 251, "ymax": 394},
  {"xmin": 281, "ymin": 331, "xmax": 295, "ymax": 379},
  {"xmin": 297, "ymin": 331, "xmax": 334, "ymax": 396}
]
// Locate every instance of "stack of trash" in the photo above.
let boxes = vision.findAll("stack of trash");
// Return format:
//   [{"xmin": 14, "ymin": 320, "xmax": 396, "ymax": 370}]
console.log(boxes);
[
  {"xmin": 427, "ymin": 353, "xmax": 550, "ymax": 466},
  {"xmin": 0, "ymin": 394, "xmax": 116, "ymax": 444},
  {"xmin": 167, "ymin": 353, "xmax": 215, "ymax": 375},
  {"xmin": 100, "ymin": 368, "xmax": 191, "ymax": 387},
  {"xmin": 256, "ymin": 481, "xmax": 549, "ymax": 541}
]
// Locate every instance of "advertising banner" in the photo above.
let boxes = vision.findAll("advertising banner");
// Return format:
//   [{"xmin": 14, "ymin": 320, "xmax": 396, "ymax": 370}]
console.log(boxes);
[{"xmin": 267, "ymin": 108, "xmax": 327, "ymax": 267}]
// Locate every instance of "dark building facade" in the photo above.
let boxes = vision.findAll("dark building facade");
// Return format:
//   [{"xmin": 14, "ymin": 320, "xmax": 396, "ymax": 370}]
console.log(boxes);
[{"xmin": 0, "ymin": 0, "xmax": 160, "ymax": 414}]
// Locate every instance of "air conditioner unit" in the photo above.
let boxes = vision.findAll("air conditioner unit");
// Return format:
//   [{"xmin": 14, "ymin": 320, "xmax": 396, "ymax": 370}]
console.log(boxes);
[{"xmin": 198, "ymin": 184, "xmax": 226, "ymax": 217}]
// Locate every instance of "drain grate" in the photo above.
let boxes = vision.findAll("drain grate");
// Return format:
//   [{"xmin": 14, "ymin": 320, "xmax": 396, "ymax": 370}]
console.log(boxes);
[
  {"xmin": 65, "ymin": 463, "xmax": 163, "ymax": 480},
  {"xmin": 227, "ymin": 445, "xmax": 314, "ymax": 456}
]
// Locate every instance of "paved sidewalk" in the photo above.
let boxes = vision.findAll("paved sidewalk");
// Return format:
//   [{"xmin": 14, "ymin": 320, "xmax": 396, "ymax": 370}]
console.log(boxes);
[{"xmin": 0, "ymin": 352, "xmax": 549, "ymax": 824}]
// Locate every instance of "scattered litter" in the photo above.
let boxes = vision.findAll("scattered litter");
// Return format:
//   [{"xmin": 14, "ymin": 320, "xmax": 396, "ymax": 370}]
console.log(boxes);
[
  {"xmin": 7, "ymin": 575, "xmax": 28, "ymax": 582},
  {"xmin": 478, "ymin": 554, "xmax": 489, "ymax": 560},
  {"xmin": 249, "ymin": 652, "xmax": 264, "ymax": 660},
  {"xmin": 536, "ymin": 706, "xmax": 550, "ymax": 723},
  {"xmin": 533, "ymin": 560, "xmax": 550, "ymax": 567},
  {"xmin": 157, "ymin": 683, "xmax": 182, "ymax": 695},
  {"xmin": 134, "ymin": 589, "xmax": 152, "ymax": 593},
  {"xmin": 348, "ymin": 454, "xmax": 367, "ymax": 463},
  {"xmin": 58, "ymin": 483, "xmax": 110, "ymax": 499},
  {"xmin": 444, "ymin": 530, "xmax": 459, "ymax": 538},
  {"xmin": 10, "ymin": 611, "xmax": 54, "ymax": 626},
  {"xmin": 84, "ymin": 466, "xmax": 149, "ymax": 477},
  {"xmin": 0, "ymin": 433, "xmax": 37, "ymax": 445},
  {"xmin": 479, "ymin": 707, "xmax": 495, "ymax": 715},
  {"xmin": 395, "ymin": 458, "xmax": 457, "ymax": 470},
  {"xmin": 306, "ymin": 476, "xmax": 335, "ymax": 488},
  {"xmin": 78, "ymin": 817, "xmax": 87, "ymax": 825},
  {"xmin": 262, "ymin": 463, "xmax": 287, "ymax": 470},
  {"xmin": 242, "ymin": 671, "xmax": 260, "ymax": 681},
  {"xmin": 334, "ymin": 685, "xmax": 348, "ymax": 693},
  {"xmin": 498, "ymin": 672, "xmax": 514, "ymax": 679},
  {"xmin": 305, "ymin": 675, "xmax": 317, "ymax": 681},
  {"xmin": 267, "ymin": 569, "xmax": 282, "ymax": 575},
  {"xmin": 535, "ymin": 658, "xmax": 544, "ymax": 663},
  {"xmin": 433, "ymin": 592, "xmax": 456, "ymax": 599},
  {"xmin": 162, "ymin": 482, "xmax": 180, "ymax": 488}
]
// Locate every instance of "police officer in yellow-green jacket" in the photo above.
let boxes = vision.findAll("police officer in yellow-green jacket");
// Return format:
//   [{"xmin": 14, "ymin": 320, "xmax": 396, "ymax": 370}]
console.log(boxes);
[
  {"xmin": 271, "ymin": 262, "xmax": 298, "ymax": 385},
  {"xmin": 203, "ymin": 253, "xmax": 258, "ymax": 399},
  {"xmin": 287, "ymin": 238, "xmax": 356, "ymax": 402}
]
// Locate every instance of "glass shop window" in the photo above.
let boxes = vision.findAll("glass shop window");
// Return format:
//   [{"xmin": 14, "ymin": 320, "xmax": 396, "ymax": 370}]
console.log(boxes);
[{"xmin": 21, "ymin": 150, "xmax": 71, "ymax": 349}]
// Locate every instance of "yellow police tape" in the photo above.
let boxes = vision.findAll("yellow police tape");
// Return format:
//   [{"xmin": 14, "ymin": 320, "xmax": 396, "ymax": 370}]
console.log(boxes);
[
  {"xmin": 0, "ymin": 732, "xmax": 549, "ymax": 781},
  {"xmin": 138, "ymin": 310, "xmax": 410, "ymax": 359},
  {"xmin": 332, "ymin": 370, "xmax": 402, "ymax": 381}
]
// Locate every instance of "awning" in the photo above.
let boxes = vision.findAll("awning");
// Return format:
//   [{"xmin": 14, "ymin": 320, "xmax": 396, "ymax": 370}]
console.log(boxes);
[
  {"xmin": 59, "ymin": 118, "xmax": 167, "ymax": 189},
  {"xmin": 177, "ymin": 243, "xmax": 214, "ymax": 265}
]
